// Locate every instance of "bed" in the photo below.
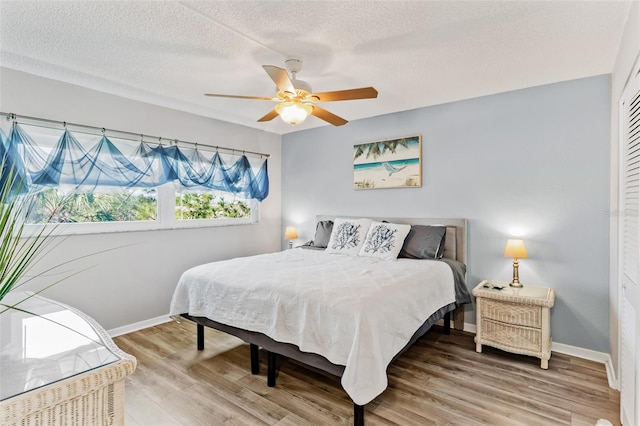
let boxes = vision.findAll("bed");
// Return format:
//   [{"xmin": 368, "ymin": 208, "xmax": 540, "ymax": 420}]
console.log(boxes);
[{"xmin": 169, "ymin": 216, "xmax": 470, "ymax": 425}]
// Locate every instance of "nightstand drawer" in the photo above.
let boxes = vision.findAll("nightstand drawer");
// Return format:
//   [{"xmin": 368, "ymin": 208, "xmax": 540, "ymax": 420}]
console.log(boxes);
[
  {"xmin": 481, "ymin": 318, "xmax": 542, "ymax": 352},
  {"xmin": 479, "ymin": 298, "xmax": 542, "ymax": 328}
]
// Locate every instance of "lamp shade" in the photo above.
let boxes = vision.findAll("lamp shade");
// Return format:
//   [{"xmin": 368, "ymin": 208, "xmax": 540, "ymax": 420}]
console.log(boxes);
[
  {"xmin": 504, "ymin": 239, "xmax": 528, "ymax": 259},
  {"xmin": 284, "ymin": 226, "xmax": 298, "ymax": 240},
  {"xmin": 275, "ymin": 102, "xmax": 313, "ymax": 125}
]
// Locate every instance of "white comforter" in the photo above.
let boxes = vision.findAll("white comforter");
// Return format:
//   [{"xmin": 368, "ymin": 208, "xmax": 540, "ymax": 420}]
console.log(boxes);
[{"xmin": 169, "ymin": 248, "xmax": 455, "ymax": 405}]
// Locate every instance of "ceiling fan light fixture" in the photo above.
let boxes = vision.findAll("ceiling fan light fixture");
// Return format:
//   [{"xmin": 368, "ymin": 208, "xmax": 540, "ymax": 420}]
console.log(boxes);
[
  {"xmin": 205, "ymin": 60, "xmax": 377, "ymax": 126},
  {"xmin": 275, "ymin": 102, "xmax": 313, "ymax": 125}
]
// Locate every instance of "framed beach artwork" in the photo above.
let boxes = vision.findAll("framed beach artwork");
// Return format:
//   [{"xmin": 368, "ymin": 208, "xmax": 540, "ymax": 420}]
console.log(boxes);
[{"xmin": 353, "ymin": 135, "xmax": 422, "ymax": 189}]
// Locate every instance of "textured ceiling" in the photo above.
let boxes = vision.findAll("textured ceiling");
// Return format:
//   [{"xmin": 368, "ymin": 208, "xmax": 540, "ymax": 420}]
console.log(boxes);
[{"xmin": 0, "ymin": 1, "xmax": 631, "ymax": 135}]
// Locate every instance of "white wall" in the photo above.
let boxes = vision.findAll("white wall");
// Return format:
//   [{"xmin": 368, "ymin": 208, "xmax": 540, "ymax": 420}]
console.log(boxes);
[
  {"xmin": 282, "ymin": 75, "xmax": 611, "ymax": 353},
  {"xmin": 609, "ymin": 0, "xmax": 639, "ymax": 382},
  {"xmin": 0, "ymin": 68, "xmax": 282, "ymax": 330}
]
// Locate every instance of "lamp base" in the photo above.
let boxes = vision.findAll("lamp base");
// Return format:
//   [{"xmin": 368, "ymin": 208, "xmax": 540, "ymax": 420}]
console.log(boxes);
[{"xmin": 509, "ymin": 258, "xmax": 523, "ymax": 288}]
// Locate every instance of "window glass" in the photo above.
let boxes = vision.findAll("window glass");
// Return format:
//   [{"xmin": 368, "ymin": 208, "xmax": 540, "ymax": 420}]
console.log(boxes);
[
  {"xmin": 175, "ymin": 190, "xmax": 251, "ymax": 220},
  {"xmin": 26, "ymin": 188, "xmax": 157, "ymax": 224}
]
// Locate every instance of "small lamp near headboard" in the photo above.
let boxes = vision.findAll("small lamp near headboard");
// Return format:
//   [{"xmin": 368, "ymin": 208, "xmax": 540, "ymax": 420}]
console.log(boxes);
[
  {"xmin": 504, "ymin": 239, "xmax": 528, "ymax": 288},
  {"xmin": 284, "ymin": 226, "xmax": 298, "ymax": 249}
]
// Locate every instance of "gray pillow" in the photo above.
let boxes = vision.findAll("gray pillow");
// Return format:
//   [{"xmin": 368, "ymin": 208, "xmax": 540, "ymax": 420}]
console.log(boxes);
[
  {"xmin": 399, "ymin": 225, "xmax": 447, "ymax": 259},
  {"xmin": 312, "ymin": 220, "xmax": 333, "ymax": 248}
]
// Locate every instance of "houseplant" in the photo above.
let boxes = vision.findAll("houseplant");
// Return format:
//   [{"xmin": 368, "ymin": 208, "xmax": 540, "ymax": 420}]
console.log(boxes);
[{"xmin": 0, "ymin": 160, "xmax": 60, "ymax": 309}]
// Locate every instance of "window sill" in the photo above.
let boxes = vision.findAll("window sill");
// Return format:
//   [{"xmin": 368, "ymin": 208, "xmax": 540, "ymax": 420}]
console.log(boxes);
[{"xmin": 24, "ymin": 216, "xmax": 258, "ymax": 237}]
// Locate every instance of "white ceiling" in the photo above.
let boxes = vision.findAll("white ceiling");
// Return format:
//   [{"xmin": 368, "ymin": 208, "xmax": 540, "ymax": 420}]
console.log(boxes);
[{"xmin": 0, "ymin": 1, "xmax": 631, "ymax": 135}]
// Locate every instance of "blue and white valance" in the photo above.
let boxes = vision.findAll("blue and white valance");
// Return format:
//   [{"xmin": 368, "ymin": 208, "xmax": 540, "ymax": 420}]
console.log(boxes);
[{"xmin": 0, "ymin": 121, "xmax": 269, "ymax": 201}]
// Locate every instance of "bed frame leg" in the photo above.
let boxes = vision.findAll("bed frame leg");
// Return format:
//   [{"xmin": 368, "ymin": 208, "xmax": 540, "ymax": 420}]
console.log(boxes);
[
  {"xmin": 267, "ymin": 351, "xmax": 277, "ymax": 387},
  {"xmin": 197, "ymin": 323, "xmax": 205, "ymax": 350},
  {"xmin": 443, "ymin": 311, "xmax": 451, "ymax": 335},
  {"xmin": 354, "ymin": 404, "xmax": 364, "ymax": 426},
  {"xmin": 250, "ymin": 344, "xmax": 260, "ymax": 374}
]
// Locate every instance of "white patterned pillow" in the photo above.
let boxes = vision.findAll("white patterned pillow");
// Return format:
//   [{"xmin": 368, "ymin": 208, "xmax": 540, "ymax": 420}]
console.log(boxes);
[
  {"xmin": 359, "ymin": 221, "xmax": 411, "ymax": 260},
  {"xmin": 325, "ymin": 218, "xmax": 372, "ymax": 256}
]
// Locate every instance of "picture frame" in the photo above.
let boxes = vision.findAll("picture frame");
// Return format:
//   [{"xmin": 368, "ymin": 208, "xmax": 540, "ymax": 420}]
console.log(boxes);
[{"xmin": 353, "ymin": 135, "xmax": 422, "ymax": 189}]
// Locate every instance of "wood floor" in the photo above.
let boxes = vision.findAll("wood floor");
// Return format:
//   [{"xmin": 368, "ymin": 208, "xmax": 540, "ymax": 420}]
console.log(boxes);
[{"xmin": 113, "ymin": 320, "xmax": 620, "ymax": 426}]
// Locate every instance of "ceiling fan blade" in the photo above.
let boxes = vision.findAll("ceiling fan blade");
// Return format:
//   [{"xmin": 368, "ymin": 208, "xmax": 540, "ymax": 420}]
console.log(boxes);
[
  {"xmin": 205, "ymin": 93, "xmax": 274, "ymax": 101},
  {"xmin": 311, "ymin": 105, "xmax": 348, "ymax": 126},
  {"xmin": 262, "ymin": 65, "xmax": 296, "ymax": 95},
  {"xmin": 310, "ymin": 87, "xmax": 378, "ymax": 102},
  {"xmin": 257, "ymin": 109, "xmax": 279, "ymax": 122}
]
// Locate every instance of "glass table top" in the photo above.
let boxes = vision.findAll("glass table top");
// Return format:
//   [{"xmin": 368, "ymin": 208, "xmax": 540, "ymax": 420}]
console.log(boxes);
[{"xmin": 0, "ymin": 292, "xmax": 121, "ymax": 401}]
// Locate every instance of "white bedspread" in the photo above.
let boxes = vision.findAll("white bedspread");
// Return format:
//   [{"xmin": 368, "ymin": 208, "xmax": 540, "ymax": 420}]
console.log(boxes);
[{"xmin": 169, "ymin": 248, "xmax": 455, "ymax": 405}]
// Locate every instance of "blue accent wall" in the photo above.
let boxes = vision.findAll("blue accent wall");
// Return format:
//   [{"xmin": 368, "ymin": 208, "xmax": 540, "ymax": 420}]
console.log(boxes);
[{"xmin": 282, "ymin": 75, "xmax": 611, "ymax": 352}]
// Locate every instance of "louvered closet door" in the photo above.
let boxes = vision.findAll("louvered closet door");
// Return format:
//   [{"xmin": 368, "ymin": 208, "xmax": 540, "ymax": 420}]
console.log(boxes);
[{"xmin": 620, "ymin": 66, "xmax": 640, "ymax": 426}]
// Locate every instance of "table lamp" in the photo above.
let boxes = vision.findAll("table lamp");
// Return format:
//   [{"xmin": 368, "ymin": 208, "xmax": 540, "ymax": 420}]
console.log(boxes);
[
  {"xmin": 284, "ymin": 226, "xmax": 298, "ymax": 249},
  {"xmin": 504, "ymin": 239, "xmax": 528, "ymax": 288}
]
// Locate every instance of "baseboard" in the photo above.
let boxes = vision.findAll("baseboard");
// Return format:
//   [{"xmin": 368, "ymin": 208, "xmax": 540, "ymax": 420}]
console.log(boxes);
[
  {"xmin": 551, "ymin": 342, "xmax": 619, "ymax": 390},
  {"xmin": 463, "ymin": 322, "xmax": 477, "ymax": 333},
  {"xmin": 604, "ymin": 355, "xmax": 618, "ymax": 390},
  {"xmin": 461, "ymin": 322, "xmax": 619, "ymax": 390},
  {"xmin": 107, "ymin": 314, "xmax": 172, "ymax": 338}
]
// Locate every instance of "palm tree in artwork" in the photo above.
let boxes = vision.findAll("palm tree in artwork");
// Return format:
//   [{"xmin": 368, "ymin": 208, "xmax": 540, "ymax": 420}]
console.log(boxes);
[{"xmin": 353, "ymin": 137, "xmax": 411, "ymax": 161}]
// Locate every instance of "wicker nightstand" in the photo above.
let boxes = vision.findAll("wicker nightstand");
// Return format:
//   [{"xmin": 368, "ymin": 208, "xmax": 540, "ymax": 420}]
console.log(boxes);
[{"xmin": 472, "ymin": 280, "xmax": 555, "ymax": 369}]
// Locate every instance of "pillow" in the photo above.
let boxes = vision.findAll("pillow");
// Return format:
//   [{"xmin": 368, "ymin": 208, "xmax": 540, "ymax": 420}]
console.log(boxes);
[
  {"xmin": 359, "ymin": 221, "xmax": 411, "ymax": 260},
  {"xmin": 312, "ymin": 220, "xmax": 333, "ymax": 248},
  {"xmin": 399, "ymin": 225, "xmax": 447, "ymax": 259},
  {"xmin": 325, "ymin": 218, "xmax": 372, "ymax": 256}
]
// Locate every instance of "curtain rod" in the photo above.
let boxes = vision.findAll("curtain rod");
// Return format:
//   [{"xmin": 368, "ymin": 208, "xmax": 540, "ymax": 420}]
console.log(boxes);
[{"xmin": 0, "ymin": 112, "xmax": 270, "ymax": 159}]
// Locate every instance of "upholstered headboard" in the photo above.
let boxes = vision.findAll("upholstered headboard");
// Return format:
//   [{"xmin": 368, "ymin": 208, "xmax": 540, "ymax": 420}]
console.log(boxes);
[{"xmin": 315, "ymin": 216, "xmax": 467, "ymax": 264}]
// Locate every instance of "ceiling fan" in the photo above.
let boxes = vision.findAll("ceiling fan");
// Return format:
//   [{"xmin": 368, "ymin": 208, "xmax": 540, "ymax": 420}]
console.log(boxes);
[{"xmin": 205, "ymin": 58, "xmax": 378, "ymax": 126}]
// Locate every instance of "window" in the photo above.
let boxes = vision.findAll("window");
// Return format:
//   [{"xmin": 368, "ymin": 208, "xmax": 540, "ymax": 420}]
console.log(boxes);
[
  {"xmin": 23, "ymin": 184, "xmax": 256, "ymax": 235},
  {"xmin": 1, "ymin": 117, "xmax": 268, "ymax": 235}
]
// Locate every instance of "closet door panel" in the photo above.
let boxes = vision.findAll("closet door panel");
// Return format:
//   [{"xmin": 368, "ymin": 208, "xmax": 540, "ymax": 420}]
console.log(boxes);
[{"xmin": 620, "ymin": 67, "xmax": 640, "ymax": 426}]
